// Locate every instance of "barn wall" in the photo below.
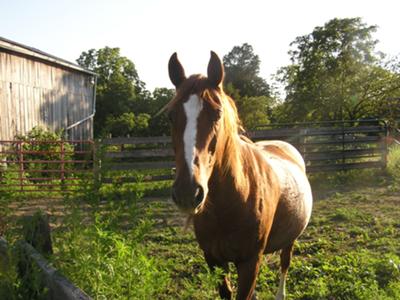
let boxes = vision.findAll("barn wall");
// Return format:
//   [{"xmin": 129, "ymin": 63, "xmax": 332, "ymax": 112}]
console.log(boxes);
[{"xmin": 0, "ymin": 50, "xmax": 94, "ymax": 141}]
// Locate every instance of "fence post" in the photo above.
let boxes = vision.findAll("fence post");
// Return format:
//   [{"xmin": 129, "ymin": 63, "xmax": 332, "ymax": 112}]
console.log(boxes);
[
  {"xmin": 60, "ymin": 141, "xmax": 65, "ymax": 189},
  {"xmin": 299, "ymin": 128, "xmax": 307, "ymax": 161},
  {"xmin": 21, "ymin": 211, "xmax": 53, "ymax": 255},
  {"xmin": 18, "ymin": 141, "xmax": 24, "ymax": 192},
  {"xmin": 381, "ymin": 121, "xmax": 389, "ymax": 169},
  {"xmin": 93, "ymin": 140, "xmax": 101, "ymax": 191},
  {"xmin": 341, "ymin": 121, "xmax": 346, "ymax": 171}
]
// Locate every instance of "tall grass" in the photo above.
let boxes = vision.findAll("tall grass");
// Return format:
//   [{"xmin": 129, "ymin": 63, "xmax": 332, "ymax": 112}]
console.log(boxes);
[
  {"xmin": 387, "ymin": 145, "xmax": 400, "ymax": 181},
  {"xmin": 52, "ymin": 195, "xmax": 171, "ymax": 299}
]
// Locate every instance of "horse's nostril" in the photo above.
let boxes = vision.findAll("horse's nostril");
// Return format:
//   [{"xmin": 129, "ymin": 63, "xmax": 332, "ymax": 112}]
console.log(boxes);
[{"xmin": 194, "ymin": 186, "xmax": 204, "ymax": 206}]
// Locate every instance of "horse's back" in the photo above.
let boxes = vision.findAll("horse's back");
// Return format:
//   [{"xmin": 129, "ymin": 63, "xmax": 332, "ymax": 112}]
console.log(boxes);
[
  {"xmin": 255, "ymin": 140, "xmax": 312, "ymax": 253},
  {"xmin": 255, "ymin": 140, "xmax": 305, "ymax": 172}
]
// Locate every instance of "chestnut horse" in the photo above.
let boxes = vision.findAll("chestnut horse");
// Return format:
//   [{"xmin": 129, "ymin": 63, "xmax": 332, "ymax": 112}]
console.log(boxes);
[{"xmin": 167, "ymin": 51, "xmax": 313, "ymax": 300}]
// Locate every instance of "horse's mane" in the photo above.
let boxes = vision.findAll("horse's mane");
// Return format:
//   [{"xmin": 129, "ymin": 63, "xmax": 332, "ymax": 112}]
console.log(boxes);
[{"xmin": 168, "ymin": 75, "xmax": 251, "ymax": 187}]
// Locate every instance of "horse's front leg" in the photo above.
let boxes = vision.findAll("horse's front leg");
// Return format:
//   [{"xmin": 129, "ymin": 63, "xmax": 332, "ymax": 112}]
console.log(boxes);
[
  {"xmin": 235, "ymin": 254, "xmax": 262, "ymax": 300},
  {"xmin": 204, "ymin": 252, "xmax": 232, "ymax": 299}
]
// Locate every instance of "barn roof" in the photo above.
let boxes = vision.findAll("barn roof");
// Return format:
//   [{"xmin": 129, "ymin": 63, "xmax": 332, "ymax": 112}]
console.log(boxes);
[{"xmin": 0, "ymin": 36, "xmax": 96, "ymax": 76}]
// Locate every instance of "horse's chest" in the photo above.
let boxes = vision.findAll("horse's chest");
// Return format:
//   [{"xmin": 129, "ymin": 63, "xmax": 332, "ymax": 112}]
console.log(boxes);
[{"xmin": 193, "ymin": 214, "xmax": 266, "ymax": 262}]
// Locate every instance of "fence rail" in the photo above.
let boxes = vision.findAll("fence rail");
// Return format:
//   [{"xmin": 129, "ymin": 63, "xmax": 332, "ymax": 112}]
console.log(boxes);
[
  {"xmin": 101, "ymin": 119, "xmax": 388, "ymax": 183},
  {"xmin": 0, "ymin": 120, "xmax": 389, "ymax": 191}
]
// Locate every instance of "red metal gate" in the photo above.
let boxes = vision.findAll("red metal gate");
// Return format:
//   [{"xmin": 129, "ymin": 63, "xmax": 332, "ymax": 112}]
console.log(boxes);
[{"xmin": 0, "ymin": 140, "xmax": 95, "ymax": 196}]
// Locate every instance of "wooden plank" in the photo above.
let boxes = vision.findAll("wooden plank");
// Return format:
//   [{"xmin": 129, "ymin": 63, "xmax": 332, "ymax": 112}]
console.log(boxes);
[
  {"xmin": 16, "ymin": 241, "xmax": 92, "ymax": 300},
  {"xmin": 306, "ymin": 148, "xmax": 384, "ymax": 161},
  {"xmin": 307, "ymin": 161, "xmax": 383, "ymax": 173},
  {"xmin": 102, "ymin": 136, "xmax": 172, "ymax": 145},
  {"xmin": 248, "ymin": 128, "xmax": 300, "ymax": 139},
  {"xmin": 248, "ymin": 126, "xmax": 385, "ymax": 139},
  {"xmin": 105, "ymin": 148, "xmax": 174, "ymax": 159},
  {"xmin": 301, "ymin": 126, "xmax": 384, "ymax": 136},
  {"xmin": 108, "ymin": 161, "xmax": 175, "ymax": 170},
  {"xmin": 302, "ymin": 135, "xmax": 381, "ymax": 146}
]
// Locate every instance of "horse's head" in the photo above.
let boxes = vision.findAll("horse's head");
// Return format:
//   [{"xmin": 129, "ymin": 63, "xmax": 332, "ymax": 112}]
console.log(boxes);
[{"xmin": 167, "ymin": 51, "xmax": 235, "ymax": 214}]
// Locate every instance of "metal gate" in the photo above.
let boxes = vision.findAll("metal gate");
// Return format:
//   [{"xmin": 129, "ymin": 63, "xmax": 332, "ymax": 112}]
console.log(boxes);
[{"xmin": 0, "ymin": 140, "xmax": 95, "ymax": 196}]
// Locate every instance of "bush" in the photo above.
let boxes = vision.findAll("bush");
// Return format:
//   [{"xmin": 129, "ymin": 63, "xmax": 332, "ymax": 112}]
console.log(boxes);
[{"xmin": 13, "ymin": 127, "xmax": 74, "ymax": 179}]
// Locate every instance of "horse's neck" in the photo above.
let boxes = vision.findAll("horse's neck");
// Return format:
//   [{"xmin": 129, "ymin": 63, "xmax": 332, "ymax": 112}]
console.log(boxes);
[{"xmin": 209, "ymin": 135, "xmax": 251, "ymax": 201}]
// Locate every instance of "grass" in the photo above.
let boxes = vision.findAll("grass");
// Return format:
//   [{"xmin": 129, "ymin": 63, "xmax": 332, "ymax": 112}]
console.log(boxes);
[
  {"xmin": 387, "ymin": 144, "xmax": 400, "ymax": 185},
  {"xmin": 1, "ymin": 161, "xmax": 400, "ymax": 299},
  {"xmin": 51, "ymin": 169, "xmax": 400, "ymax": 299}
]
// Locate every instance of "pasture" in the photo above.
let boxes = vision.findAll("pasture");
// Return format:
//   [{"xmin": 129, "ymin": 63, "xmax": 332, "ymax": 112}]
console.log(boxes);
[{"xmin": 1, "ymin": 165, "xmax": 400, "ymax": 299}]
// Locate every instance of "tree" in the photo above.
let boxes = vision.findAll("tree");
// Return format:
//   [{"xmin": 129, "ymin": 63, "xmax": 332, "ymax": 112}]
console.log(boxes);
[
  {"xmin": 223, "ymin": 43, "xmax": 270, "ymax": 97},
  {"xmin": 105, "ymin": 112, "xmax": 151, "ymax": 137},
  {"xmin": 279, "ymin": 18, "xmax": 400, "ymax": 123},
  {"xmin": 77, "ymin": 47, "xmax": 146, "ymax": 136},
  {"xmin": 235, "ymin": 95, "xmax": 273, "ymax": 129},
  {"xmin": 147, "ymin": 88, "xmax": 175, "ymax": 136},
  {"xmin": 223, "ymin": 44, "xmax": 274, "ymax": 129}
]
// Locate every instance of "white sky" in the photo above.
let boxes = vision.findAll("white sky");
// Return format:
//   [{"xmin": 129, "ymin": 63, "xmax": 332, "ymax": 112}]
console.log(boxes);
[{"xmin": 1, "ymin": 0, "xmax": 399, "ymax": 91}]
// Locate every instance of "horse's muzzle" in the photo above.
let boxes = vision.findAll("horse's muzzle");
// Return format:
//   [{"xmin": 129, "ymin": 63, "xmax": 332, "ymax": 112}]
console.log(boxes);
[{"xmin": 172, "ymin": 183, "xmax": 205, "ymax": 213}]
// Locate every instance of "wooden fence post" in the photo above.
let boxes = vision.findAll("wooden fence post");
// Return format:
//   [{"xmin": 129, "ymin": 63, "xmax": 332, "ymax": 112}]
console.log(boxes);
[
  {"xmin": 382, "ymin": 121, "xmax": 389, "ymax": 169},
  {"xmin": 21, "ymin": 211, "xmax": 53, "ymax": 255},
  {"xmin": 18, "ymin": 141, "xmax": 24, "ymax": 192},
  {"xmin": 93, "ymin": 140, "xmax": 101, "ymax": 190},
  {"xmin": 60, "ymin": 141, "xmax": 65, "ymax": 189}
]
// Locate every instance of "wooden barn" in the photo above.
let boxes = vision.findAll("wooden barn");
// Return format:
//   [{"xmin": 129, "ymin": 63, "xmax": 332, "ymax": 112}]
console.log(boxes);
[{"xmin": 0, "ymin": 36, "xmax": 96, "ymax": 141}]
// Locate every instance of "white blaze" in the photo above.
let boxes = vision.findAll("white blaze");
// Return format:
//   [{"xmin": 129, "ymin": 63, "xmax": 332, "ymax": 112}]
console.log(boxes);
[{"xmin": 183, "ymin": 94, "xmax": 203, "ymax": 177}]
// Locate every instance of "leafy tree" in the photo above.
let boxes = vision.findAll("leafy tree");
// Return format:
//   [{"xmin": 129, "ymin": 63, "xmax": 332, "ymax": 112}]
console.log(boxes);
[
  {"xmin": 223, "ymin": 44, "xmax": 274, "ymax": 129},
  {"xmin": 278, "ymin": 18, "xmax": 400, "ymax": 123},
  {"xmin": 147, "ymin": 88, "xmax": 175, "ymax": 136},
  {"xmin": 223, "ymin": 43, "xmax": 270, "ymax": 97},
  {"xmin": 105, "ymin": 112, "xmax": 151, "ymax": 137},
  {"xmin": 77, "ymin": 47, "xmax": 146, "ymax": 136},
  {"xmin": 235, "ymin": 95, "xmax": 273, "ymax": 129}
]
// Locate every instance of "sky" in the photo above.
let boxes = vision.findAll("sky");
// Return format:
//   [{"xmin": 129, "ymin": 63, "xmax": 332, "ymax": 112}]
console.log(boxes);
[{"xmin": 1, "ymin": 0, "xmax": 399, "ymax": 91}]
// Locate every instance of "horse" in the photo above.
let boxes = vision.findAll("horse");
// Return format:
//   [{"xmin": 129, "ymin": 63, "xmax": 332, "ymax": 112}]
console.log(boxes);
[{"xmin": 167, "ymin": 51, "xmax": 313, "ymax": 300}]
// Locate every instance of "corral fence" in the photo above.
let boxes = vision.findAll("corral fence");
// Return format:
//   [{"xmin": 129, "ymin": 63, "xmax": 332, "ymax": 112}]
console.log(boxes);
[
  {"xmin": 0, "ymin": 140, "xmax": 95, "ymax": 196},
  {"xmin": 0, "ymin": 120, "xmax": 390, "ymax": 194},
  {"xmin": 101, "ymin": 119, "xmax": 389, "ymax": 183}
]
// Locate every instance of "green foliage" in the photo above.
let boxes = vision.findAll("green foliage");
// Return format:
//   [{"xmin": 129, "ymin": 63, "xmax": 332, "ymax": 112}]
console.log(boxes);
[
  {"xmin": 2, "ymin": 169, "xmax": 400, "ymax": 299},
  {"xmin": 0, "ymin": 239, "xmax": 21, "ymax": 300},
  {"xmin": 50, "ymin": 174, "xmax": 400, "ymax": 299},
  {"xmin": 105, "ymin": 112, "xmax": 151, "ymax": 137},
  {"xmin": 222, "ymin": 44, "xmax": 276, "ymax": 129},
  {"xmin": 147, "ymin": 88, "xmax": 175, "ymax": 136},
  {"xmin": 52, "ymin": 197, "xmax": 170, "ymax": 299},
  {"xmin": 77, "ymin": 47, "xmax": 147, "ymax": 136},
  {"xmin": 14, "ymin": 241, "xmax": 49, "ymax": 300},
  {"xmin": 14, "ymin": 127, "xmax": 74, "ymax": 178},
  {"xmin": 235, "ymin": 95, "xmax": 273, "ymax": 129},
  {"xmin": 387, "ymin": 144, "xmax": 400, "ymax": 186},
  {"xmin": 278, "ymin": 17, "xmax": 400, "ymax": 123},
  {"xmin": 0, "ymin": 127, "xmax": 94, "ymax": 200},
  {"xmin": 223, "ymin": 43, "xmax": 270, "ymax": 97}
]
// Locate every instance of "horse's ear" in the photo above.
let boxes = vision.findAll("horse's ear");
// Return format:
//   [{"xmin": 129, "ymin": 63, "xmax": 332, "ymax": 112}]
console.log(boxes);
[
  {"xmin": 168, "ymin": 52, "xmax": 186, "ymax": 88},
  {"xmin": 207, "ymin": 51, "xmax": 224, "ymax": 88}
]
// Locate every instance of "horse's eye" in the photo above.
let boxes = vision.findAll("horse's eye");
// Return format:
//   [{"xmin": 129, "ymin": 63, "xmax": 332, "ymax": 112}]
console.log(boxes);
[{"xmin": 209, "ymin": 136, "xmax": 217, "ymax": 153}]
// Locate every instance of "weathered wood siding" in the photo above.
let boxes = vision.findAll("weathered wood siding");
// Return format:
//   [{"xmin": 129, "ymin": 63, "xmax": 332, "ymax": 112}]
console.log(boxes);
[{"xmin": 0, "ymin": 50, "xmax": 95, "ymax": 141}]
